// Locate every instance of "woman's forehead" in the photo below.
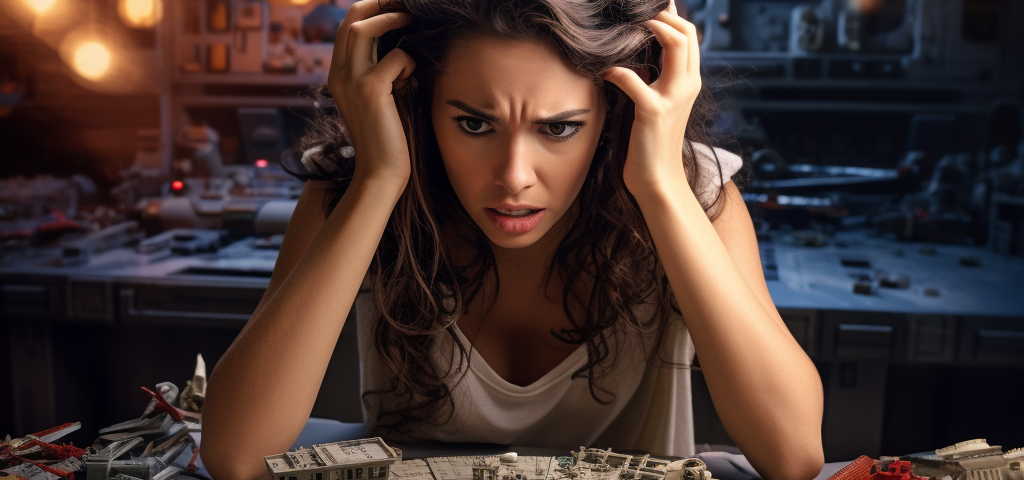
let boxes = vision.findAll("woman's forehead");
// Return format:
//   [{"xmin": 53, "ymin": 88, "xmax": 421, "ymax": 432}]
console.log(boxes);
[{"xmin": 433, "ymin": 36, "xmax": 602, "ymax": 114}]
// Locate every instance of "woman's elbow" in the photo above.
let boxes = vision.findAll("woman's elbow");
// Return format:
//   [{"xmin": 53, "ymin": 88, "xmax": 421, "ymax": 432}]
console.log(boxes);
[
  {"xmin": 200, "ymin": 440, "xmax": 269, "ymax": 480},
  {"xmin": 199, "ymin": 408, "xmax": 269, "ymax": 480},
  {"xmin": 775, "ymin": 444, "xmax": 825, "ymax": 480}
]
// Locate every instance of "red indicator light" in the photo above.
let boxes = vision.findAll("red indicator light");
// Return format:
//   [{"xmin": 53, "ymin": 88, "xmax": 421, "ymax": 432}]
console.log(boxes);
[
  {"xmin": 172, "ymin": 180, "xmax": 184, "ymax": 190},
  {"xmin": 255, "ymin": 159, "xmax": 268, "ymax": 168}
]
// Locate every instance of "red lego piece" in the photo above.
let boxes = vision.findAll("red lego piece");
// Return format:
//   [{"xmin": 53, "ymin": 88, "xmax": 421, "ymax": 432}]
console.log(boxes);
[
  {"xmin": 828, "ymin": 455, "xmax": 875, "ymax": 480},
  {"xmin": 140, "ymin": 386, "xmax": 184, "ymax": 422},
  {"xmin": 871, "ymin": 459, "xmax": 928, "ymax": 480},
  {"xmin": 828, "ymin": 456, "xmax": 929, "ymax": 480},
  {"xmin": 186, "ymin": 447, "xmax": 200, "ymax": 472},
  {"xmin": 12, "ymin": 440, "xmax": 85, "ymax": 461},
  {"xmin": 139, "ymin": 387, "xmax": 201, "ymax": 424},
  {"xmin": 26, "ymin": 423, "xmax": 79, "ymax": 444}
]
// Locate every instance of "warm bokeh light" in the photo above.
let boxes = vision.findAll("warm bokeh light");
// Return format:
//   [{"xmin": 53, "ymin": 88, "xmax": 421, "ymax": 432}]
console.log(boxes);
[
  {"xmin": 172, "ymin": 180, "xmax": 184, "ymax": 191},
  {"xmin": 22, "ymin": 0, "xmax": 57, "ymax": 14},
  {"xmin": 118, "ymin": 0, "xmax": 163, "ymax": 28},
  {"xmin": 72, "ymin": 41, "xmax": 112, "ymax": 80},
  {"xmin": 58, "ymin": 27, "xmax": 145, "ymax": 92},
  {"xmin": 847, "ymin": 0, "xmax": 884, "ymax": 14},
  {"xmin": 255, "ymin": 159, "xmax": 269, "ymax": 168}
]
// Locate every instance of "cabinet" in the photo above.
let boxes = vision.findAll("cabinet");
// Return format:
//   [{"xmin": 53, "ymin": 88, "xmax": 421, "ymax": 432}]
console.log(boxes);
[{"xmin": 155, "ymin": 0, "xmax": 338, "ymax": 172}]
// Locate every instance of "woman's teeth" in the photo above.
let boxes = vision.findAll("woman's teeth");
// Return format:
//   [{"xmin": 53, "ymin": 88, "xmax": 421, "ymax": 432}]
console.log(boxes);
[{"xmin": 495, "ymin": 208, "xmax": 533, "ymax": 217}]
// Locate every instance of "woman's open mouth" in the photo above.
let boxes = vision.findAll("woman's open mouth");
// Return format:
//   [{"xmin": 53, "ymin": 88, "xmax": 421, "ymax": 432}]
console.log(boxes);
[{"xmin": 484, "ymin": 208, "xmax": 545, "ymax": 234}]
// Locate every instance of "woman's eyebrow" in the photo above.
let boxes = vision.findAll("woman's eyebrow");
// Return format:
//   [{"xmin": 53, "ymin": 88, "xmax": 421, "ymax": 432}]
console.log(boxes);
[{"xmin": 446, "ymin": 100, "xmax": 590, "ymax": 124}]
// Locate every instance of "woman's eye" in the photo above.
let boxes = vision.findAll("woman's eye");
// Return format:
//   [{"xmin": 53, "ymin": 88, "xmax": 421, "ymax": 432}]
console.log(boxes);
[
  {"xmin": 453, "ymin": 116, "xmax": 582, "ymax": 140},
  {"xmin": 542, "ymin": 123, "xmax": 582, "ymax": 139},
  {"xmin": 455, "ymin": 117, "xmax": 494, "ymax": 135}
]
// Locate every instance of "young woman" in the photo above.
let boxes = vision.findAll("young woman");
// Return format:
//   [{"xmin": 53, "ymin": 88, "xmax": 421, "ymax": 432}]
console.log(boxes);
[{"xmin": 200, "ymin": 1, "xmax": 824, "ymax": 480}]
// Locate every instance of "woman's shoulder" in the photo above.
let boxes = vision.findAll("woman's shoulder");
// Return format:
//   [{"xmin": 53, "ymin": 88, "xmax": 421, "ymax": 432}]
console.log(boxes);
[
  {"xmin": 692, "ymin": 142, "xmax": 743, "ymax": 182},
  {"xmin": 690, "ymin": 142, "xmax": 744, "ymax": 210}
]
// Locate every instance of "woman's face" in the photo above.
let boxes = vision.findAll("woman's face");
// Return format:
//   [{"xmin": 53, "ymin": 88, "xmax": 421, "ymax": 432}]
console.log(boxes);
[{"xmin": 431, "ymin": 36, "xmax": 607, "ymax": 251}]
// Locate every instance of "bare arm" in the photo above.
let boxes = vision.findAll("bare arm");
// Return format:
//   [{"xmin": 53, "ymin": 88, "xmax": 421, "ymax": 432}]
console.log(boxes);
[
  {"xmin": 602, "ymin": 6, "xmax": 822, "ymax": 477},
  {"xmin": 200, "ymin": 176, "xmax": 404, "ymax": 480},
  {"xmin": 639, "ymin": 181, "xmax": 824, "ymax": 480},
  {"xmin": 201, "ymin": 1, "xmax": 417, "ymax": 477}
]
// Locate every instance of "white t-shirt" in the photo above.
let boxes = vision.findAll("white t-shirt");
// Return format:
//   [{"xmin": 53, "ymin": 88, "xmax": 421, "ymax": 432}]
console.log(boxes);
[{"xmin": 354, "ymin": 145, "xmax": 743, "ymax": 457}]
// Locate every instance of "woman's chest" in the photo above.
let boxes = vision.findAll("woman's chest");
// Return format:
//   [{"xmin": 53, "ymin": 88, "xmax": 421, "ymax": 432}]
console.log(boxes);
[{"xmin": 456, "ymin": 295, "xmax": 584, "ymax": 388}]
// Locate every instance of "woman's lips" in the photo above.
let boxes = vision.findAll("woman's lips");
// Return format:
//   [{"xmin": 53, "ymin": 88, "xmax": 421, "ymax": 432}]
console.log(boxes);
[{"xmin": 484, "ymin": 208, "xmax": 545, "ymax": 234}]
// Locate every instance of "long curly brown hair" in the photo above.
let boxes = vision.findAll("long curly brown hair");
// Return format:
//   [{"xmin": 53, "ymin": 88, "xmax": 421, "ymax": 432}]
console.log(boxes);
[{"xmin": 282, "ymin": 0, "xmax": 739, "ymax": 435}]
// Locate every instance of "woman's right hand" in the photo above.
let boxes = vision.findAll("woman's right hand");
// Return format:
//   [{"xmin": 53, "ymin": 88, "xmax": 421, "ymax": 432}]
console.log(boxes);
[{"xmin": 328, "ymin": 0, "xmax": 416, "ymax": 186}]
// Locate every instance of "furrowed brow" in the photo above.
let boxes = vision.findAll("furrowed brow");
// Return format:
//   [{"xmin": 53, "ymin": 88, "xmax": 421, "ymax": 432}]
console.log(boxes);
[
  {"xmin": 533, "ymin": 109, "xmax": 591, "ymax": 124},
  {"xmin": 447, "ymin": 100, "xmax": 590, "ymax": 124}
]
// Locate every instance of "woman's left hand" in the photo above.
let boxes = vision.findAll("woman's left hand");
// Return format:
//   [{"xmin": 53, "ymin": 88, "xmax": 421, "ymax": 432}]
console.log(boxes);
[{"xmin": 601, "ymin": 8, "xmax": 702, "ymax": 200}]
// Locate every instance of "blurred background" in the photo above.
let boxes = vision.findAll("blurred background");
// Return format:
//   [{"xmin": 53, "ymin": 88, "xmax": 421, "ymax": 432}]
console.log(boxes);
[{"xmin": 0, "ymin": 0, "xmax": 1021, "ymax": 464}]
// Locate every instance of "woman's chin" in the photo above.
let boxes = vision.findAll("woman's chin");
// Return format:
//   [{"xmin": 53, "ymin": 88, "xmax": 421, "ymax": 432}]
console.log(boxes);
[{"xmin": 482, "ymin": 230, "xmax": 545, "ymax": 251}]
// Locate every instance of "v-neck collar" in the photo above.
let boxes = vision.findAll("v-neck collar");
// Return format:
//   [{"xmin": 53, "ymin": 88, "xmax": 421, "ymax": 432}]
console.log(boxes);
[{"xmin": 450, "ymin": 323, "xmax": 590, "ymax": 396}]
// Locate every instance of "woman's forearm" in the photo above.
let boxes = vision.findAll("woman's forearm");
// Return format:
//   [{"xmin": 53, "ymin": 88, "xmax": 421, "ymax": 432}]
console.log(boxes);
[
  {"xmin": 634, "ymin": 183, "xmax": 824, "ymax": 480},
  {"xmin": 201, "ymin": 175, "xmax": 405, "ymax": 480}
]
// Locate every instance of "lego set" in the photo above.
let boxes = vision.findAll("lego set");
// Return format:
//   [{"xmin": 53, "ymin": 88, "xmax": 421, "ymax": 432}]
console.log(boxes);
[{"xmin": 265, "ymin": 439, "xmax": 714, "ymax": 480}]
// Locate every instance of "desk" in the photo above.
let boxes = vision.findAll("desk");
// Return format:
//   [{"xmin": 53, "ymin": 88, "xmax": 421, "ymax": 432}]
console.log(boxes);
[{"xmin": 4, "ymin": 230, "xmax": 1024, "ymax": 459}]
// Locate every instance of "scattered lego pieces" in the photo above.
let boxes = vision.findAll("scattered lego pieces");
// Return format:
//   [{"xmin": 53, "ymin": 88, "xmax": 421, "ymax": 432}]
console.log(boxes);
[
  {"xmin": 3, "ymin": 354, "xmax": 210, "ymax": 480},
  {"xmin": 827, "ymin": 439, "xmax": 1024, "ymax": 480},
  {"xmin": 265, "ymin": 440, "xmax": 715, "ymax": 480},
  {"xmin": 1, "ymin": 423, "xmax": 85, "ymax": 480}
]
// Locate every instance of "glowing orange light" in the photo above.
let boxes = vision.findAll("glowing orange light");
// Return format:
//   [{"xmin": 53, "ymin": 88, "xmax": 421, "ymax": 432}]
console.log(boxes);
[
  {"xmin": 118, "ymin": 0, "xmax": 163, "ymax": 28},
  {"xmin": 848, "ymin": 0, "xmax": 884, "ymax": 14},
  {"xmin": 72, "ymin": 41, "xmax": 112, "ymax": 80},
  {"xmin": 22, "ymin": 0, "xmax": 57, "ymax": 14},
  {"xmin": 172, "ymin": 180, "xmax": 184, "ymax": 190},
  {"xmin": 255, "ymin": 159, "xmax": 269, "ymax": 168}
]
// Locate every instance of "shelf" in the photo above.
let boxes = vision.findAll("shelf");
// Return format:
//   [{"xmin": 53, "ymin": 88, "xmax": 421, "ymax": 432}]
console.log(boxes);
[
  {"xmin": 174, "ymin": 72, "xmax": 328, "ymax": 86},
  {"xmin": 706, "ymin": 77, "xmax": 998, "ymax": 92},
  {"xmin": 727, "ymin": 100, "xmax": 991, "ymax": 114}
]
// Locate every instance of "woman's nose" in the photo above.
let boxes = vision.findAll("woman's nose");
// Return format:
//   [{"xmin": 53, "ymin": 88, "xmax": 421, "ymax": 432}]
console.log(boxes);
[{"xmin": 494, "ymin": 136, "xmax": 537, "ymax": 194}]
